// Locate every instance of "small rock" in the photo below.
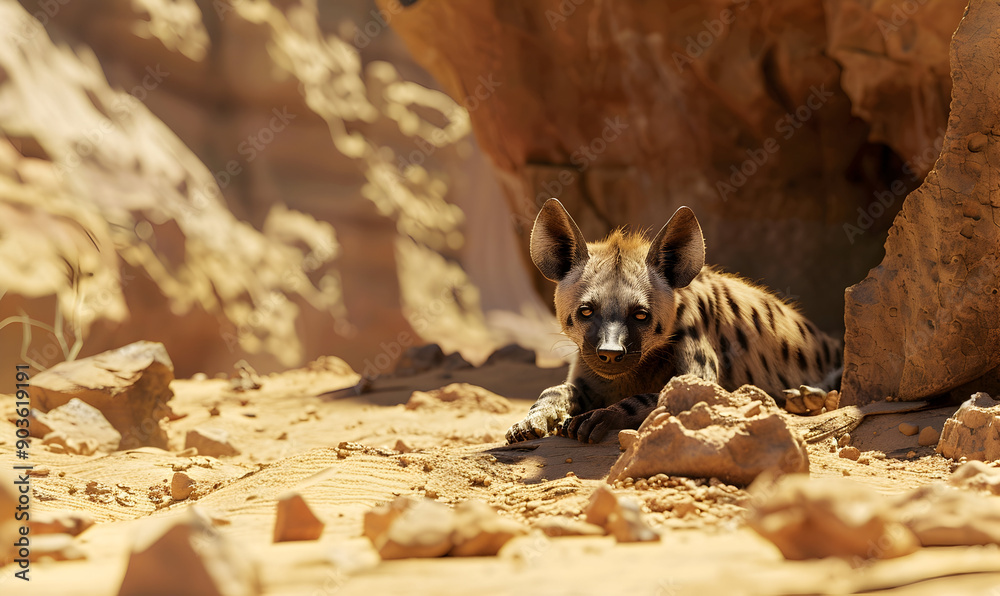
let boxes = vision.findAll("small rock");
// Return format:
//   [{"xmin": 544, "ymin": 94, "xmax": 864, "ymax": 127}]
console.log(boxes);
[
  {"xmin": 442, "ymin": 351, "xmax": 473, "ymax": 371},
  {"xmin": 31, "ymin": 534, "xmax": 86, "ymax": 562},
  {"xmin": 30, "ymin": 511, "xmax": 94, "ymax": 536},
  {"xmin": 898, "ymin": 422, "xmax": 919, "ymax": 436},
  {"xmin": 393, "ymin": 344, "xmax": 445, "ymax": 376},
  {"xmin": 838, "ymin": 446, "xmax": 861, "ymax": 461},
  {"xmin": 31, "ymin": 398, "xmax": 121, "ymax": 452},
  {"xmin": 484, "ymin": 344, "xmax": 536, "ymax": 365},
  {"xmin": 394, "ymin": 439, "xmax": 412, "ymax": 453},
  {"xmin": 171, "ymin": 472, "xmax": 196, "ymax": 501},
  {"xmin": 449, "ymin": 500, "xmax": 525, "ymax": 556},
  {"xmin": 907, "ymin": 450, "xmax": 917, "ymax": 458},
  {"xmin": 273, "ymin": 493, "xmax": 324, "ymax": 542},
  {"xmin": 185, "ymin": 428, "xmax": 240, "ymax": 457},
  {"xmin": 29, "ymin": 341, "xmax": 174, "ymax": 450},
  {"xmin": 937, "ymin": 393, "xmax": 1000, "ymax": 459},
  {"xmin": 364, "ymin": 497, "xmax": 454, "ymax": 559},
  {"xmin": 949, "ymin": 460, "xmax": 1000, "ymax": 495},
  {"xmin": 533, "ymin": 516, "xmax": 605, "ymax": 537},
  {"xmin": 837, "ymin": 433, "xmax": 851, "ymax": 448},
  {"xmin": 117, "ymin": 508, "xmax": 258, "ymax": 596},
  {"xmin": 918, "ymin": 425, "xmax": 940, "ymax": 447},
  {"xmin": 748, "ymin": 474, "xmax": 919, "ymax": 560},
  {"xmin": 584, "ymin": 486, "xmax": 659, "ymax": 543},
  {"xmin": 208, "ymin": 405, "xmax": 220, "ymax": 416}
]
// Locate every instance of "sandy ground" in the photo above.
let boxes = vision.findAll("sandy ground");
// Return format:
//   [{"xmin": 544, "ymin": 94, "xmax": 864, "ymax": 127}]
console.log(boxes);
[{"xmin": 2, "ymin": 356, "xmax": 999, "ymax": 595}]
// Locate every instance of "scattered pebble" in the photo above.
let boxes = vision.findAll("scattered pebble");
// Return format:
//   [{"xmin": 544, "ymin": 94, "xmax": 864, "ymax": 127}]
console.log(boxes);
[
  {"xmin": 898, "ymin": 423, "xmax": 919, "ymax": 436},
  {"xmin": 838, "ymin": 446, "xmax": 861, "ymax": 461},
  {"xmin": 171, "ymin": 472, "xmax": 196, "ymax": 501},
  {"xmin": 273, "ymin": 493, "xmax": 325, "ymax": 542},
  {"xmin": 918, "ymin": 426, "xmax": 940, "ymax": 447}
]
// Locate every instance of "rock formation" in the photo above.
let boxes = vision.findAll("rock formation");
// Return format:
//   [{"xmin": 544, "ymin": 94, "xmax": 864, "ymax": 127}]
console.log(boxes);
[{"xmin": 842, "ymin": 0, "xmax": 1000, "ymax": 405}]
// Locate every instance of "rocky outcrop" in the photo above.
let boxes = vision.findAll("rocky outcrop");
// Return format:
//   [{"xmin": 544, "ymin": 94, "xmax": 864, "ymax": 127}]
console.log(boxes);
[{"xmin": 842, "ymin": 1, "xmax": 1000, "ymax": 405}]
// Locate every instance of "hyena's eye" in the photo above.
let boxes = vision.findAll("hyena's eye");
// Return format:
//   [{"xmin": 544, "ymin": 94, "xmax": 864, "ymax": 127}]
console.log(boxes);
[
  {"xmin": 633, "ymin": 310, "xmax": 649, "ymax": 321},
  {"xmin": 578, "ymin": 306, "xmax": 594, "ymax": 318}
]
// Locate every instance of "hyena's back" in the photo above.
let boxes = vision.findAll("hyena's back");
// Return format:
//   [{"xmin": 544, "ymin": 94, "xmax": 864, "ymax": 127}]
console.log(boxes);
[{"xmin": 672, "ymin": 266, "xmax": 842, "ymax": 398}]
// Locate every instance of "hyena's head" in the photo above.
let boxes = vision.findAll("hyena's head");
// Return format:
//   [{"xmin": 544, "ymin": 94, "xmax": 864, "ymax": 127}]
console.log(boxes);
[{"xmin": 530, "ymin": 199, "xmax": 705, "ymax": 379}]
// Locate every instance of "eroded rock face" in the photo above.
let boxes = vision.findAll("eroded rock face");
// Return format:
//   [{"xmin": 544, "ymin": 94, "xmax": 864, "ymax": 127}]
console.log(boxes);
[
  {"xmin": 29, "ymin": 342, "xmax": 174, "ymax": 450},
  {"xmin": 842, "ymin": 0, "xmax": 1000, "ymax": 405},
  {"xmin": 384, "ymin": 0, "xmax": 966, "ymax": 334},
  {"xmin": 937, "ymin": 393, "xmax": 1000, "ymax": 461},
  {"xmin": 608, "ymin": 376, "xmax": 808, "ymax": 485}
]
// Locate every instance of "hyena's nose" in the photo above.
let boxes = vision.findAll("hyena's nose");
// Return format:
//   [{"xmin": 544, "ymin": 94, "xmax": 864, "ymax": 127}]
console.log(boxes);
[{"xmin": 597, "ymin": 345, "xmax": 626, "ymax": 363}]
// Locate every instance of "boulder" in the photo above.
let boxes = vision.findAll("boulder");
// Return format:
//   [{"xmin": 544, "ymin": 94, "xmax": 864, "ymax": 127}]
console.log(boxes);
[
  {"xmin": 29, "ymin": 342, "xmax": 174, "ymax": 449},
  {"xmin": 608, "ymin": 376, "xmax": 808, "ymax": 485},
  {"xmin": 842, "ymin": 0, "xmax": 1000, "ymax": 405}
]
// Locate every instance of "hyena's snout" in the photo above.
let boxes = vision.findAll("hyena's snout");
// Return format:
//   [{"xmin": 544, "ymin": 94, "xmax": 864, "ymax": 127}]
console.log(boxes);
[{"xmin": 596, "ymin": 321, "xmax": 628, "ymax": 363}]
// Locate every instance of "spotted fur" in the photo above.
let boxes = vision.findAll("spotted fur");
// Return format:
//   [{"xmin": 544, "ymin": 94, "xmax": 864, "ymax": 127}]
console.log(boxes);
[{"xmin": 505, "ymin": 199, "xmax": 842, "ymax": 444}]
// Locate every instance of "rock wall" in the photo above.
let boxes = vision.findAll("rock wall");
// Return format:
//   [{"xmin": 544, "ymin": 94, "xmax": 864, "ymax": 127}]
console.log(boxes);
[
  {"xmin": 383, "ymin": 0, "xmax": 965, "ymax": 334},
  {"xmin": 842, "ymin": 0, "xmax": 1000, "ymax": 405}
]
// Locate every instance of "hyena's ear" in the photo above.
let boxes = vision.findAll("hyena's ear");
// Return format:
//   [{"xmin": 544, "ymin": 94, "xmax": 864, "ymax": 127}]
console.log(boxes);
[
  {"xmin": 646, "ymin": 206, "xmax": 705, "ymax": 288},
  {"xmin": 530, "ymin": 198, "xmax": 590, "ymax": 282}
]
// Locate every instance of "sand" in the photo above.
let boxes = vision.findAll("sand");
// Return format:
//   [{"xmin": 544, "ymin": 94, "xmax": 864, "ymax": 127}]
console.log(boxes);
[{"xmin": 2, "ymin": 356, "xmax": 999, "ymax": 595}]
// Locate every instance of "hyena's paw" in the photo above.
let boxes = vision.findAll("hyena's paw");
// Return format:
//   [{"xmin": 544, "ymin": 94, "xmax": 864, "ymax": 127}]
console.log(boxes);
[
  {"xmin": 505, "ymin": 409, "xmax": 562, "ymax": 444},
  {"xmin": 557, "ymin": 408, "xmax": 623, "ymax": 444},
  {"xmin": 782, "ymin": 385, "xmax": 840, "ymax": 416}
]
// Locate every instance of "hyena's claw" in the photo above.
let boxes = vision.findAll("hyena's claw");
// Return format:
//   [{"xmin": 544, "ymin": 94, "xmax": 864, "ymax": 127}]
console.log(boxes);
[
  {"xmin": 505, "ymin": 416, "xmax": 548, "ymax": 444},
  {"xmin": 559, "ymin": 409, "xmax": 616, "ymax": 444},
  {"xmin": 783, "ymin": 385, "xmax": 836, "ymax": 416}
]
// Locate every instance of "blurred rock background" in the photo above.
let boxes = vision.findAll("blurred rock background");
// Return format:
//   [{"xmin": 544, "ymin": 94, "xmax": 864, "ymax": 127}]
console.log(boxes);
[{"xmin": 0, "ymin": 0, "xmax": 969, "ymax": 380}]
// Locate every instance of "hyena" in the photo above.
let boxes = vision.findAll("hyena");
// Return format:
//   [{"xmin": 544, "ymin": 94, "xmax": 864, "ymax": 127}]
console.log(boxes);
[{"xmin": 505, "ymin": 199, "xmax": 842, "ymax": 444}]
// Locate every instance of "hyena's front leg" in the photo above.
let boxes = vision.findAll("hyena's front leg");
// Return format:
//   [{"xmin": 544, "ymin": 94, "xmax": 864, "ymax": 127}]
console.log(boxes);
[{"xmin": 505, "ymin": 383, "xmax": 580, "ymax": 443}]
